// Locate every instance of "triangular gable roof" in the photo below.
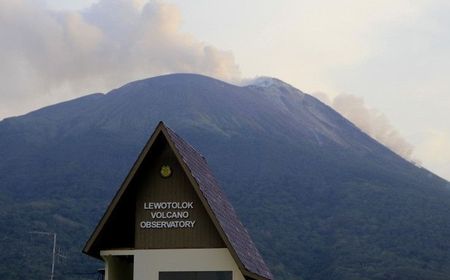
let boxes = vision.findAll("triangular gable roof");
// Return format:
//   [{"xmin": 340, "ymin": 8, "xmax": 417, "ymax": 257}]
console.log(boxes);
[{"xmin": 83, "ymin": 121, "xmax": 273, "ymax": 280}]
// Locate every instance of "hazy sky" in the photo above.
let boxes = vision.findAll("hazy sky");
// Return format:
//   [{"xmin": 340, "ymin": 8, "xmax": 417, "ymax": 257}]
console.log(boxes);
[{"xmin": 2, "ymin": 0, "xmax": 449, "ymax": 180}]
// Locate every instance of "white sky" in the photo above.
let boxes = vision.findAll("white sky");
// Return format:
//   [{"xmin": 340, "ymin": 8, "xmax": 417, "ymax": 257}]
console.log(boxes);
[{"xmin": 5, "ymin": 0, "xmax": 450, "ymax": 180}]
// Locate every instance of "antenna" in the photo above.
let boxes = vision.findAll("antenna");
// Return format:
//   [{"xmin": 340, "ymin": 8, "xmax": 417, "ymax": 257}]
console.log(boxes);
[{"xmin": 29, "ymin": 231, "xmax": 58, "ymax": 280}]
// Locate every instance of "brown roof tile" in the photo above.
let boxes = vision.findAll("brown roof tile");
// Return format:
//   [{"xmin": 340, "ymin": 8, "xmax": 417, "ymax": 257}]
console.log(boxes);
[{"xmin": 165, "ymin": 125, "xmax": 273, "ymax": 280}]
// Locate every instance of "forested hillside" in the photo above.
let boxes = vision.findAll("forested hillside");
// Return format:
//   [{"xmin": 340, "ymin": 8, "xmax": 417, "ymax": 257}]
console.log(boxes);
[{"xmin": 1, "ymin": 74, "xmax": 449, "ymax": 279}]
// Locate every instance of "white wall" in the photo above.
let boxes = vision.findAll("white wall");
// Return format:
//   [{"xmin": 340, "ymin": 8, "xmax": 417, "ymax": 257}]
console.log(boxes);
[{"xmin": 101, "ymin": 248, "xmax": 245, "ymax": 280}]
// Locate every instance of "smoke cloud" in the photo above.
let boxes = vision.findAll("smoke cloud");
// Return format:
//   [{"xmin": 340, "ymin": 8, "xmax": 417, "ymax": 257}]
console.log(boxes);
[
  {"xmin": 0, "ymin": 0, "xmax": 240, "ymax": 118},
  {"xmin": 314, "ymin": 92, "xmax": 415, "ymax": 161}
]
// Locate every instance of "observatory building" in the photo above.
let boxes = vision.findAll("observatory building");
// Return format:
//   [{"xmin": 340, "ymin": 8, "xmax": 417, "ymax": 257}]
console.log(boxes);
[{"xmin": 83, "ymin": 122, "xmax": 273, "ymax": 280}]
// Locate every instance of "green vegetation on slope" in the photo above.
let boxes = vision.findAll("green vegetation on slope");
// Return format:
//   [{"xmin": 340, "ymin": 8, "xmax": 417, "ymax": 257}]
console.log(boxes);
[{"xmin": 0, "ymin": 74, "xmax": 449, "ymax": 279}]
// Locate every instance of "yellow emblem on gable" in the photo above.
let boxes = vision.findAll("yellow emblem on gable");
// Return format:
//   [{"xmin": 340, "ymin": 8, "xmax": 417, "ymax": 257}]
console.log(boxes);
[{"xmin": 160, "ymin": 165, "xmax": 172, "ymax": 178}]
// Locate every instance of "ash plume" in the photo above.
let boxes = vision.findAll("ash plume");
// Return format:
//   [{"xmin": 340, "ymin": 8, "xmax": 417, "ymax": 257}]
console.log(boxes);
[
  {"xmin": 314, "ymin": 92, "xmax": 414, "ymax": 160},
  {"xmin": 0, "ymin": 0, "xmax": 240, "ymax": 118}
]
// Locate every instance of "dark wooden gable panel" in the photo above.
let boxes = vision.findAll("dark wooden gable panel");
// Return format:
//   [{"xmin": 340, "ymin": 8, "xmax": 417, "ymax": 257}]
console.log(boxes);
[{"xmin": 134, "ymin": 134, "xmax": 224, "ymax": 248}]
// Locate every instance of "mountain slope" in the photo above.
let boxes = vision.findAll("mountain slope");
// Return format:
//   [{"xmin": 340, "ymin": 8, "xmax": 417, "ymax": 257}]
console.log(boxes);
[{"xmin": 0, "ymin": 73, "xmax": 449, "ymax": 280}]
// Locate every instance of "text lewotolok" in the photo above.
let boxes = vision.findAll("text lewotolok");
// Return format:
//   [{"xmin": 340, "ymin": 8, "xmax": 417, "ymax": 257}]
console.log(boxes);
[{"xmin": 144, "ymin": 201, "xmax": 194, "ymax": 210}]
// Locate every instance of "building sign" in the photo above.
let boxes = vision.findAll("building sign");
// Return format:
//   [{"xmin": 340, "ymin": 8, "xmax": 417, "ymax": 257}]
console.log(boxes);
[{"xmin": 139, "ymin": 201, "xmax": 196, "ymax": 229}]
